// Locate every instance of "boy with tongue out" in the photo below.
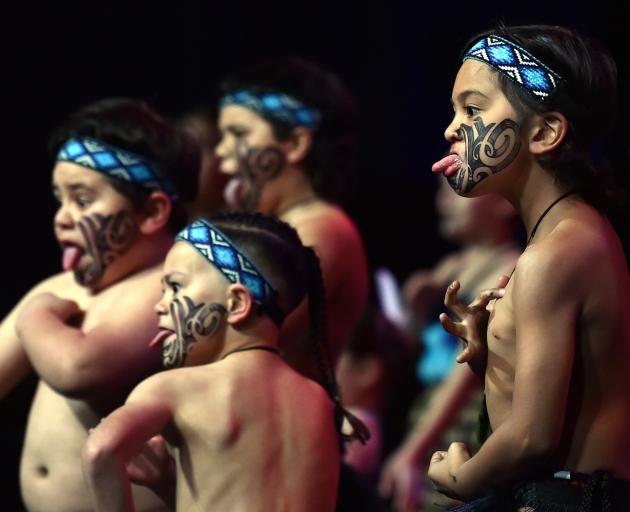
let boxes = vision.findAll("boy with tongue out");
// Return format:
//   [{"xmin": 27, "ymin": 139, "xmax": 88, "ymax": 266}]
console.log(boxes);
[
  {"xmin": 215, "ymin": 58, "xmax": 369, "ymax": 385},
  {"xmin": 426, "ymin": 26, "xmax": 630, "ymax": 510},
  {"xmin": 0, "ymin": 98, "xmax": 199, "ymax": 512},
  {"xmin": 82, "ymin": 213, "xmax": 368, "ymax": 512}
]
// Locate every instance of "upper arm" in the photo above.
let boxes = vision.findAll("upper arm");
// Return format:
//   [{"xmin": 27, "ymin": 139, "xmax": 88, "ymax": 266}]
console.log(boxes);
[
  {"xmin": 44, "ymin": 286, "xmax": 163, "ymax": 396},
  {"xmin": 85, "ymin": 375, "xmax": 174, "ymax": 463},
  {"xmin": 510, "ymin": 245, "xmax": 584, "ymax": 451},
  {"xmin": 76, "ymin": 297, "xmax": 161, "ymax": 394}
]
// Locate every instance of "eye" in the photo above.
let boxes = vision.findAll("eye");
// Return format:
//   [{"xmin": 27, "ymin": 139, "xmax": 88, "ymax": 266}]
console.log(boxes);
[
  {"xmin": 465, "ymin": 105, "xmax": 481, "ymax": 117},
  {"xmin": 76, "ymin": 196, "xmax": 92, "ymax": 208},
  {"xmin": 170, "ymin": 282, "xmax": 182, "ymax": 294},
  {"xmin": 228, "ymin": 126, "xmax": 249, "ymax": 139}
]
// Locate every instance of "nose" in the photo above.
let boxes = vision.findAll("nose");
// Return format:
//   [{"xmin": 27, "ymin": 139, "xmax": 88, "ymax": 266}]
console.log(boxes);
[
  {"xmin": 214, "ymin": 134, "xmax": 229, "ymax": 159},
  {"xmin": 154, "ymin": 296, "xmax": 169, "ymax": 316},
  {"xmin": 54, "ymin": 201, "xmax": 74, "ymax": 230},
  {"xmin": 444, "ymin": 120, "xmax": 463, "ymax": 143}
]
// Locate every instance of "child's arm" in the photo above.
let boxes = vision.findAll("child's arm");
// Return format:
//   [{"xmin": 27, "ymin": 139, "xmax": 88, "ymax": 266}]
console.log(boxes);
[
  {"xmin": 0, "ymin": 275, "xmax": 68, "ymax": 398},
  {"xmin": 83, "ymin": 376, "xmax": 174, "ymax": 512},
  {"xmin": 15, "ymin": 289, "xmax": 161, "ymax": 397},
  {"xmin": 0, "ymin": 313, "xmax": 31, "ymax": 399},
  {"xmin": 429, "ymin": 246, "xmax": 580, "ymax": 498}
]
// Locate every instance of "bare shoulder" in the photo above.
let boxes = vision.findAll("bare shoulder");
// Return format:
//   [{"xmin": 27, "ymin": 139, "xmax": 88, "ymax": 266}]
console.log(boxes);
[
  {"xmin": 95, "ymin": 264, "xmax": 163, "ymax": 308},
  {"xmin": 127, "ymin": 364, "xmax": 216, "ymax": 406},
  {"xmin": 30, "ymin": 271, "xmax": 83, "ymax": 297},
  {"xmin": 284, "ymin": 201, "xmax": 363, "ymax": 251},
  {"xmin": 514, "ymin": 211, "xmax": 617, "ymax": 304}
]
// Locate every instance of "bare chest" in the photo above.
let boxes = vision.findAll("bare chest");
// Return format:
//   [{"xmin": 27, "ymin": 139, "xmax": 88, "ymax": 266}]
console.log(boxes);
[{"xmin": 486, "ymin": 287, "xmax": 517, "ymax": 423}]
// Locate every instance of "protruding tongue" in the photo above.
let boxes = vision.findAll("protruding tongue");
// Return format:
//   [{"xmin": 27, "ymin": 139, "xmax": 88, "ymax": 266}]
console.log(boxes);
[
  {"xmin": 432, "ymin": 154, "xmax": 462, "ymax": 176},
  {"xmin": 149, "ymin": 329, "xmax": 175, "ymax": 348},
  {"xmin": 223, "ymin": 177, "xmax": 244, "ymax": 210},
  {"xmin": 62, "ymin": 246, "xmax": 84, "ymax": 271}
]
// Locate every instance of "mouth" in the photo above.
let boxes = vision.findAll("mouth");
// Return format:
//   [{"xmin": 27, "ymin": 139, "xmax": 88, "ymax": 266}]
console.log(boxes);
[
  {"xmin": 223, "ymin": 176, "xmax": 248, "ymax": 210},
  {"xmin": 432, "ymin": 153, "xmax": 463, "ymax": 176},
  {"xmin": 149, "ymin": 328, "xmax": 175, "ymax": 348},
  {"xmin": 59, "ymin": 242, "xmax": 86, "ymax": 272}
]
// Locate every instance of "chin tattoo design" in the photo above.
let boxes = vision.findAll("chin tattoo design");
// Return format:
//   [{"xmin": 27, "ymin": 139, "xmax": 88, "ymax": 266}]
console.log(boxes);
[
  {"xmin": 162, "ymin": 296, "xmax": 227, "ymax": 369},
  {"xmin": 448, "ymin": 117, "xmax": 521, "ymax": 194},
  {"xmin": 235, "ymin": 138, "xmax": 286, "ymax": 211},
  {"xmin": 75, "ymin": 210, "xmax": 137, "ymax": 285}
]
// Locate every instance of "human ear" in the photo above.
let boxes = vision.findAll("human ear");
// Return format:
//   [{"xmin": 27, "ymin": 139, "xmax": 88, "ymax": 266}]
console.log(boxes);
[
  {"xmin": 284, "ymin": 127, "xmax": 314, "ymax": 165},
  {"xmin": 225, "ymin": 284, "xmax": 254, "ymax": 325},
  {"xmin": 528, "ymin": 111, "xmax": 569, "ymax": 155},
  {"xmin": 138, "ymin": 191, "xmax": 172, "ymax": 235}
]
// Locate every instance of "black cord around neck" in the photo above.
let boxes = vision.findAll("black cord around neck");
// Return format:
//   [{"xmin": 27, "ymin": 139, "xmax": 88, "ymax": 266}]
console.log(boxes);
[{"xmin": 527, "ymin": 191, "xmax": 574, "ymax": 245}]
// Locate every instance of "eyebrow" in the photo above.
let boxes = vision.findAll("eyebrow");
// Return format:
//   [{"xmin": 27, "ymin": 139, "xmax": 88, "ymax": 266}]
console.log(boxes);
[
  {"xmin": 162, "ymin": 272, "xmax": 187, "ymax": 285},
  {"xmin": 51, "ymin": 182, "xmax": 98, "ymax": 194},
  {"xmin": 451, "ymin": 89, "xmax": 491, "ymax": 105}
]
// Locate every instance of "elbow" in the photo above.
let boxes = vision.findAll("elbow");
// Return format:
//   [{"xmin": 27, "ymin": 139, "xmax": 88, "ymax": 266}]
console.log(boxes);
[{"xmin": 517, "ymin": 429, "xmax": 559, "ymax": 462}]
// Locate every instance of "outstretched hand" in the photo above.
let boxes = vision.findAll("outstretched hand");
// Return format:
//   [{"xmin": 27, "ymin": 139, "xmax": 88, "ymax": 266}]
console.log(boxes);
[{"xmin": 439, "ymin": 276, "xmax": 508, "ymax": 373}]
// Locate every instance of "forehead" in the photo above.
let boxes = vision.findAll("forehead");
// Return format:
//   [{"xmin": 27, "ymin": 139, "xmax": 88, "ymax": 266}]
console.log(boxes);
[
  {"xmin": 218, "ymin": 104, "xmax": 271, "ymax": 130},
  {"xmin": 451, "ymin": 59, "xmax": 503, "ymax": 102}
]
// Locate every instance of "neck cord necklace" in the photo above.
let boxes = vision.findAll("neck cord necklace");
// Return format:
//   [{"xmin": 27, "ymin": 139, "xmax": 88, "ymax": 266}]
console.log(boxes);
[
  {"xmin": 526, "ymin": 191, "xmax": 574, "ymax": 246},
  {"xmin": 220, "ymin": 344, "xmax": 280, "ymax": 361}
]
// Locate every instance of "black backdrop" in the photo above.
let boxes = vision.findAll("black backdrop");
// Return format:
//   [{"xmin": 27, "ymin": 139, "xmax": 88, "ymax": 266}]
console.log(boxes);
[{"xmin": 1, "ymin": 1, "xmax": 628, "ymax": 508}]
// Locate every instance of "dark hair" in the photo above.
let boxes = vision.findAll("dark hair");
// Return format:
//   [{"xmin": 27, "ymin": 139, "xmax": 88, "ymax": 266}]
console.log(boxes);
[
  {"xmin": 49, "ymin": 97, "xmax": 200, "ymax": 232},
  {"xmin": 462, "ymin": 25, "xmax": 623, "ymax": 210},
  {"xmin": 220, "ymin": 58, "xmax": 359, "ymax": 203},
  {"xmin": 209, "ymin": 212, "xmax": 369, "ymax": 444}
]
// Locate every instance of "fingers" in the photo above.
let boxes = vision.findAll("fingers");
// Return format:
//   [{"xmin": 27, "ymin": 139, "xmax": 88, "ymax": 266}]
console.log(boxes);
[
  {"xmin": 496, "ymin": 274, "xmax": 510, "ymax": 289},
  {"xmin": 443, "ymin": 281, "xmax": 468, "ymax": 318},
  {"xmin": 438, "ymin": 313, "xmax": 467, "ymax": 338},
  {"xmin": 456, "ymin": 343, "xmax": 478, "ymax": 364},
  {"xmin": 471, "ymin": 287, "xmax": 505, "ymax": 309},
  {"xmin": 431, "ymin": 450, "xmax": 447, "ymax": 464}
]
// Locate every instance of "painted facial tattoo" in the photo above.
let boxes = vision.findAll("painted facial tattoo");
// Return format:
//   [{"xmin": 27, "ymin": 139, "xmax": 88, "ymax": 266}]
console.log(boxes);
[
  {"xmin": 232, "ymin": 136, "xmax": 286, "ymax": 211},
  {"xmin": 64, "ymin": 210, "xmax": 138, "ymax": 286},
  {"xmin": 431, "ymin": 115, "xmax": 522, "ymax": 195},
  {"xmin": 433, "ymin": 62, "xmax": 523, "ymax": 195},
  {"xmin": 157, "ymin": 294, "xmax": 227, "ymax": 369},
  {"xmin": 447, "ymin": 116, "xmax": 521, "ymax": 194}
]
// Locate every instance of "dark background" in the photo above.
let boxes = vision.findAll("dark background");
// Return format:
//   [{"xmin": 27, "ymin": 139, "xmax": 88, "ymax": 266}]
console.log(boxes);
[{"xmin": 1, "ymin": 1, "xmax": 628, "ymax": 508}]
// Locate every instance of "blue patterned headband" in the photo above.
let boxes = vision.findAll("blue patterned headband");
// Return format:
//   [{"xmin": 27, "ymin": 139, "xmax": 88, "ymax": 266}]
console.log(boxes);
[
  {"xmin": 57, "ymin": 137, "xmax": 178, "ymax": 200},
  {"xmin": 219, "ymin": 90, "xmax": 321, "ymax": 129},
  {"xmin": 175, "ymin": 218, "xmax": 277, "ymax": 306},
  {"xmin": 464, "ymin": 35, "xmax": 564, "ymax": 100}
]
